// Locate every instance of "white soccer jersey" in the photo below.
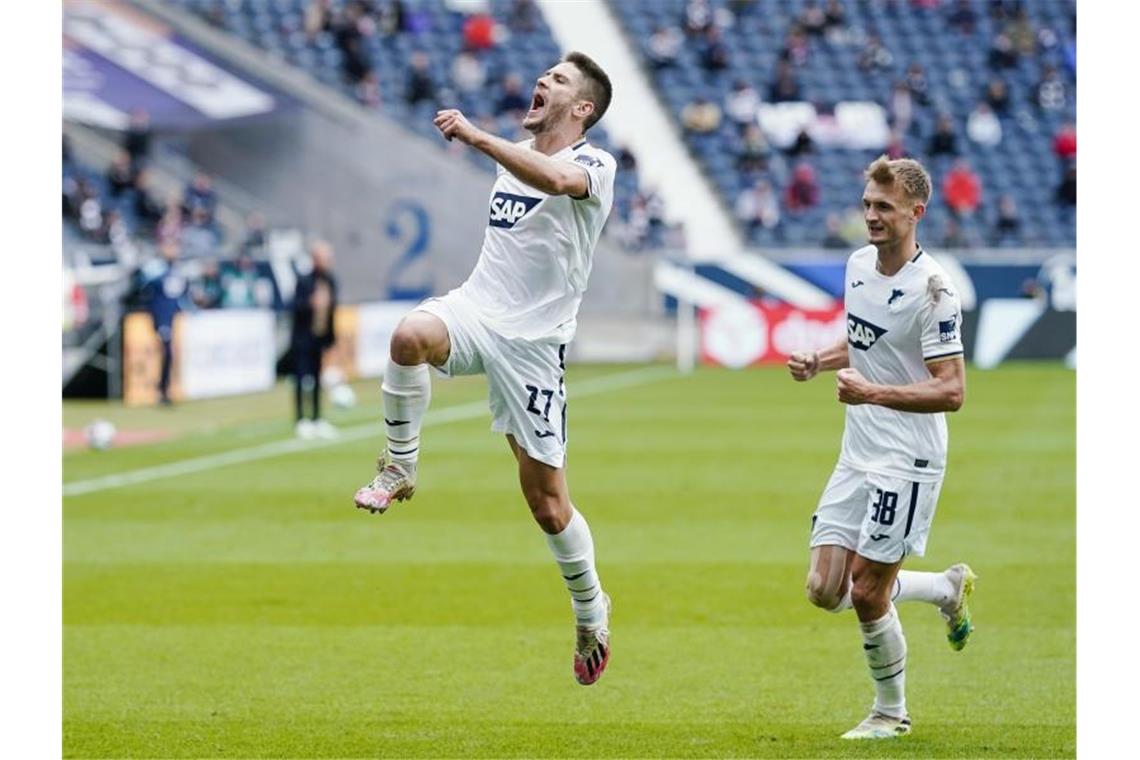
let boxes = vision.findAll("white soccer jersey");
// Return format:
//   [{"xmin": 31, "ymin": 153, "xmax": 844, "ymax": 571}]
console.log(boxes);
[
  {"xmin": 840, "ymin": 245, "xmax": 964, "ymax": 481},
  {"xmin": 455, "ymin": 138, "xmax": 616, "ymax": 342}
]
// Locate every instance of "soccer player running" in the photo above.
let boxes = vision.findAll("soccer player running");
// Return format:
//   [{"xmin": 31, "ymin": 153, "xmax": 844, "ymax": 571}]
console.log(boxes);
[
  {"xmin": 787, "ymin": 156, "xmax": 976, "ymax": 739},
  {"xmin": 353, "ymin": 53, "xmax": 616, "ymax": 686}
]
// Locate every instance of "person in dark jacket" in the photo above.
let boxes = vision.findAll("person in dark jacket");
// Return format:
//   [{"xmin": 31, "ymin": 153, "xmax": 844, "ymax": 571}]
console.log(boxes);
[
  {"xmin": 142, "ymin": 241, "xmax": 189, "ymax": 406},
  {"xmin": 292, "ymin": 240, "xmax": 339, "ymax": 439}
]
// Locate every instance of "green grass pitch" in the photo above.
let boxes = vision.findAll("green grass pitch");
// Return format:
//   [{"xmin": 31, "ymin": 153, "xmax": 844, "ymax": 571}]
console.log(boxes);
[{"xmin": 63, "ymin": 363, "xmax": 1074, "ymax": 758}]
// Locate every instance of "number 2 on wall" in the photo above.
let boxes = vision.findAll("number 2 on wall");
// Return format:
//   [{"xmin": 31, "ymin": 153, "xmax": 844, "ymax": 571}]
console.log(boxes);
[{"xmin": 384, "ymin": 199, "xmax": 432, "ymax": 301}]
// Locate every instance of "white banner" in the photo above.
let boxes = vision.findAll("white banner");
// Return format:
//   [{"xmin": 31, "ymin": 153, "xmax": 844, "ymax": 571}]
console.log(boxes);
[
  {"xmin": 179, "ymin": 310, "xmax": 276, "ymax": 399},
  {"xmin": 355, "ymin": 302, "xmax": 419, "ymax": 377}
]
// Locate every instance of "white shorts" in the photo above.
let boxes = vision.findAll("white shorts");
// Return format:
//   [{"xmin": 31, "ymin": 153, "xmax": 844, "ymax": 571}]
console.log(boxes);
[
  {"xmin": 809, "ymin": 462, "xmax": 943, "ymax": 564},
  {"xmin": 416, "ymin": 293, "xmax": 569, "ymax": 469}
]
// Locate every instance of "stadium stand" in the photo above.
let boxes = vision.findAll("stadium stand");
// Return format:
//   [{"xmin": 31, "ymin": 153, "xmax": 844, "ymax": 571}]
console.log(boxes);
[
  {"xmin": 64, "ymin": 135, "xmax": 228, "ymax": 263},
  {"xmin": 609, "ymin": 0, "xmax": 1076, "ymax": 249},
  {"xmin": 172, "ymin": 0, "xmax": 660, "ymax": 248}
]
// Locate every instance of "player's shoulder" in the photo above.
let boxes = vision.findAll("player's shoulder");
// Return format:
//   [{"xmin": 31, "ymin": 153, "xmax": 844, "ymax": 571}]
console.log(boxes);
[
  {"xmin": 847, "ymin": 244, "xmax": 878, "ymax": 271},
  {"xmin": 908, "ymin": 248, "xmax": 950, "ymax": 283},
  {"xmin": 909, "ymin": 249, "xmax": 960, "ymax": 307}
]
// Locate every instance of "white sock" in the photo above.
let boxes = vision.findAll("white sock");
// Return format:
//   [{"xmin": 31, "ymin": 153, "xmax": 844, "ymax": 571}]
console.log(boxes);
[
  {"xmin": 860, "ymin": 605, "xmax": 908, "ymax": 718},
  {"xmin": 892, "ymin": 570, "xmax": 955, "ymax": 608},
  {"xmin": 381, "ymin": 360, "xmax": 431, "ymax": 468},
  {"xmin": 544, "ymin": 508, "xmax": 607, "ymax": 627}
]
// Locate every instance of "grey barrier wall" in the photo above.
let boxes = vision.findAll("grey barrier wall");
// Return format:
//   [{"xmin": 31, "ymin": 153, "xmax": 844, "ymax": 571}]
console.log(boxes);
[{"xmin": 182, "ymin": 111, "xmax": 490, "ymax": 303}]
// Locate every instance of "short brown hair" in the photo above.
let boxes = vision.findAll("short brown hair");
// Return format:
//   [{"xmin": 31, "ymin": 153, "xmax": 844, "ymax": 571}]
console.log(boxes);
[
  {"xmin": 864, "ymin": 155, "xmax": 932, "ymax": 206},
  {"xmin": 563, "ymin": 51, "xmax": 612, "ymax": 132}
]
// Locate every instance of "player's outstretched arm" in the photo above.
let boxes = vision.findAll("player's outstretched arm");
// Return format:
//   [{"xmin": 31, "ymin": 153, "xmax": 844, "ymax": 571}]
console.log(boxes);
[
  {"xmin": 433, "ymin": 109, "xmax": 588, "ymax": 197},
  {"xmin": 836, "ymin": 355, "xmax": 965, "ymax": 412},
  {"xmin": 788, "ymin": 336, "xmax": 849, "ymax": 381}
]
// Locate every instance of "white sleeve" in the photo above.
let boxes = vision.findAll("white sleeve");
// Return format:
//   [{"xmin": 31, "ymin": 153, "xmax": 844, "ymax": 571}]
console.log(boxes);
[
  {"xmin": 920, "ymin": 274, "xmax": 965, "ymax": 361},
  {"xmin": 568, "ymin": 150, "xmax": 615, "ymax": 207}
]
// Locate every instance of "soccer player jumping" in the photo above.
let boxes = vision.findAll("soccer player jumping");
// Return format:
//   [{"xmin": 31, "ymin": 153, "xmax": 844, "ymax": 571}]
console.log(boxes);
[
  {"xmin": 787, "ymin": 156, "xmax": 976, "ymax": 739},
  {"xmin": 354, "ymin": 53, "xmax": 616, "ymax": 686}
]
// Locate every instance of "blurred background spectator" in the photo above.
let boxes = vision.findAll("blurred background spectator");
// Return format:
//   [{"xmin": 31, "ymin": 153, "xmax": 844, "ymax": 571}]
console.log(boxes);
[
  {"xmin": 983, "ymin": 77, "xmax": 1011, "ymax": 117},
  {"xmin": 943, "ymin": 160, "xmax": 982, "ymax": 220},
  {"xmin": 105, "ymin": 151, "xmax": 134, "ymax": 200},
  {"xmin": 768, "ymin": 60, "xmax": 802, "ymax": 102},
  {"xmin": 991, "ymin": 194, "xmax": 1022, "ymax": 246},
  {"xmin": 183, "ymin": 172, "xmax": 218, "ymax": 224},
  {"xmin": 1034, "ymin": 63, "xmax": 1068, "ymax": 112},
  {"xmin": 291, "ymin": 240, "xmax": 339, "ymax": 440},
  {"xmin": 821, "ymin": 213, "xmax": 850, "ymax": 249},
  {"xmin": 140, "ymin": 242, "xmax": 188, "ymax": 407},
  {"xmin": 1056, "ymin": 165, "xmax": 1076, "ymax": 208},
  {"xmin": 928, "ymin": 113, "xmax": 960, "ymax": 157},
  {"xmin": 191, "ymin": 259, "xmax": 223, "ymax": 310},
  {"xmin": 784, "ymin": 162, "xmax": 820, "ymax": 213},
  {"xmin": 1053, "ymin": 122, "xmax": 1077, "ymax": 163},
  {"xmin": 889, "ymin": 81, "xmax": 914, "ymax": 135},
  {"xmin": 123, "ymin": 108, "xmax": 152, "ymax": 169},
  {"xmin": 646, "ymin": 24, "xmax": 682, "ymax": 69},
  {"xmin": 221, "ymin": 252, "xmax": 270, "ymax": 309},
  {"xmin": 405, "ymin": 52, "xmax": 437, "ymax": 108},
  {"xmin": 966, "ymin": 102, "xmax": 1002, "ymax": 148},
  {"xmin": 724, "ymin": 79, "xmax": 761, "ymax": 130},
  {"xmin": 798, "ymin": 1, "xmax": 827, "ymax": 37},
  {"xmin": 947, "ymin": 0, "xmax": 978, "ymax": 35},
  {"xmin": 904, "ymin": 63, "xmax": 931, "ymax": 107},
  {"xmin": 495, "ymin": 73, "xmax": 529, "ymax": 119},
  {"xmin": 699, "ymin": 26, "xmax": 731, "ymax": 73},
  {"xmin": 451, "ymin": 49, "xmax": 487, "ymax": 98},
  {"xmin": 736, "ymin": 179, "xmax": 781, "ymax": 237},
  {"xmin": 858, "ymin": 33, "xmax": 894, "ymax": 72},
  {"xmin": 681, "ymin": 96, "xmax": 722, "ymax": 134}
]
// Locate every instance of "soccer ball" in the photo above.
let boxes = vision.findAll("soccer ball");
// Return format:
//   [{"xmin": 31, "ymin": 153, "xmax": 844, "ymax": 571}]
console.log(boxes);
[
  {"xmin": 85, "ymin": 419, "xmax": 116, "ymax": 451},
  {"xmin": 330, "ymin": 383, "xmax": 356, "ymax": 409}
]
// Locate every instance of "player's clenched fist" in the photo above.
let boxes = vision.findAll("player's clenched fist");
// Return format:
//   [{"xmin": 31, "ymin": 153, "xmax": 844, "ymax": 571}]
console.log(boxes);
[
  {"xmin": 788, "ymin": 350, "xmax": 820, "ymax": 382},
  {"xmin": 836, "ymin": 367, "xmax": 876, "ymax": 405},
  {"xmin": 434, "ymin": 109, "xmax": 478, "ymax": 144}
]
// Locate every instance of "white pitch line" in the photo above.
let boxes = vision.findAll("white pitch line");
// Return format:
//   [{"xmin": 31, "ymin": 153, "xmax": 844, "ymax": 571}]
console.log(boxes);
[{"xmin": 63, "ymin": 365, "xmax": 676, "ymax": 497}]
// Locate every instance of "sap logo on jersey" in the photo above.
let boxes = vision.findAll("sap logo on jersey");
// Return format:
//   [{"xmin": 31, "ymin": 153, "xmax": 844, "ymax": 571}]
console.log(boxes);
[
  {"xmin": 939, "ymin": 313, "xmax": 960, "ymax": 343},
  {"xmin": 847, "ymin": 314, "xmax": 888, "ymax": 350},
  {"xmin": 489, "ymin": 192, "xmax": 542, "ymax": 228}
]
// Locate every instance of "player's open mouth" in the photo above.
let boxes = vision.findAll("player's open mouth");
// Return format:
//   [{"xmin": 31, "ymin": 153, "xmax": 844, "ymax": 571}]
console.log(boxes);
[{"xmin": 528, "ymin": 92, "xmax": 546, "ymax": 116}]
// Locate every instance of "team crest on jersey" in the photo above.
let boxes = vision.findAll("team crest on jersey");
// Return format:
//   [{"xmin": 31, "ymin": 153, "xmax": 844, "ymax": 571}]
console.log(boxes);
[
  {"xmin": 939, "ymin": 312, "xmax": 960, "ymax": 343},
  {"xmin": 489, "ymin": 192, "xmax": 542, "ymax": 228},
  {"xmin": 847, "ymin": 313, "xmax": 888, "ymax": 351}
]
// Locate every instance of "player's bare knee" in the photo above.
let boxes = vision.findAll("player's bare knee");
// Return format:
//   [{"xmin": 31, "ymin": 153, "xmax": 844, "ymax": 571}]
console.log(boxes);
[
  {"xmin": 806, "ymin": 572, "xmax": 844, "ymax": 611},
  {"xmin": 389, "ymin": 321, "xmax": 428, "ymax": 365},
  {"xmin": 806, "ymin": 581, "xmax": 835, "ymax": 610}
]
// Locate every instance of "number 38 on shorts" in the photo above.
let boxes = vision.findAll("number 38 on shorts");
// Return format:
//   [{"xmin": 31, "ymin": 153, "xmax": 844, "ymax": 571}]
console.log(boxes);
[{"xmin": 809, "ymin": 463, "xmax": 945, "ymax": 565}]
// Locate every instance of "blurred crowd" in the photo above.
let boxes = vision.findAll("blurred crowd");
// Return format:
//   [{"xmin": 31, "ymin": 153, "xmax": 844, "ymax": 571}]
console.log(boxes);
[
  {"xmin": 651, "ymin": 0, "xmax": 1076, "ymax": 249},
  {"xmin": 63, "ymin": 113, "xmax": 279, "ymax": 320},
  {"xmin": 195, "ymin": 0, "xmax": 671, "ymax": 251}
]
